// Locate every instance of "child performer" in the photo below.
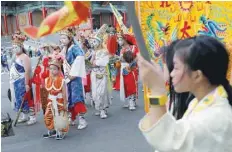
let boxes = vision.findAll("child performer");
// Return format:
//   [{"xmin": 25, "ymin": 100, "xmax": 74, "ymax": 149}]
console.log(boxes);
[{"xmin": 43, "ymin": 55, "xmax": 69, "ymax": 140}]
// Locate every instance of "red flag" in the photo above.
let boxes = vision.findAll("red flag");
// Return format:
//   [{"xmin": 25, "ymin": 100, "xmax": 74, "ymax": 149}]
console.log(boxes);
[{"xmin": 22, "ymin": 1, "xmax": 90, "ymax": 39}]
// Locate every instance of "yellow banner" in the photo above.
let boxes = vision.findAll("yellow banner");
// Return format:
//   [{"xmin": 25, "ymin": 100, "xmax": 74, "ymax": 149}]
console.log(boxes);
[{"xmin": 135, "ymin": 1, "xmax": 232, "ymax": 112}]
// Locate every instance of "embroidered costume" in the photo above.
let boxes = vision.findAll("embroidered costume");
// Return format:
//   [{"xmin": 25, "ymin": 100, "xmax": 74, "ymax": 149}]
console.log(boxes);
[
  {"xmin": 91, "ymin": 24, "xmax": 111, "ymax": 119},
  {"xmin": 43, "ymin": 56, "xmax": 69, "ymax": 140},
  {"xmin": 117, "ymin": 33, "xmax": 139, "ymax": 110},
  {"xmin": 60, "ymin": 28, "xmax": 88, "ymax": 129},
  {"xmin": 44, "ymin": 76, "xmax": 69, "ymax": 140},
  {"xmin": 10, "ymin": 31, "xmax": 36, "ymax": 125}
]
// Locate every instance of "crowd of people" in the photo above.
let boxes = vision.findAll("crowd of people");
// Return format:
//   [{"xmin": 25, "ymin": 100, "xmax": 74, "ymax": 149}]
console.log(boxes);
[
  {"xmin": 8, "ymin": 24, "xmax": 140, "ymax": 140},
  {"xmin": 4, "ymin": 19, "xmax": 232, "ymax": 151}
]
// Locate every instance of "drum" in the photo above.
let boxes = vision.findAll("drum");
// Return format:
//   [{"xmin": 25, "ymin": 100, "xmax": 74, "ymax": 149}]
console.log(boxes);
[{"xmin": 54, "ymin": 111, "xmax": 69, "ymax": 130}]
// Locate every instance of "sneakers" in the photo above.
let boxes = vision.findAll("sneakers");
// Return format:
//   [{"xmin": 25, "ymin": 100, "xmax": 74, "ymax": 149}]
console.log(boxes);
[
  {"xmin": 122, "ymin": 102, "xmax": 129, "ymax": 108},
  {"xmin": 68, "ymin": 113, "xmax": 76, "ymax": 126},
  {"xmin": 43, "ymin": 130, "xmax": 65, "ymax": 140},
  {"xmin": 43, "ymin": 130, "xmax": 56, "ymax": 138},
  {"xmin": 129, "ymin": 100, "xmax": 136, "ymax": 111},
  {"xmin": 18, "ymin": 113, "xmax": 28, "ymax": 123},
  {"xmin": 55, "ymin": 131, "xmax": 65, "ymax": 140},
  {"xmin": 70, "ymin": 120, "xmax": 76, "ymax": 126},
  {"xmin": 100, "ymin": 110, "xmax": 107, "ymax": 119},
  {"xmin": 94, "ymin": 111, "xmax": 100, "ymax": 116},
  {"xmin": 27, "ymin": 116, "xmax": 36, "ymax": 125},
  {"xmin": 91, "ymin": 99, "xmax": 95, "ymax": 107},
  {"xmin": 77, "ymin": 116, "xmax": 87, "ymax": 130}
]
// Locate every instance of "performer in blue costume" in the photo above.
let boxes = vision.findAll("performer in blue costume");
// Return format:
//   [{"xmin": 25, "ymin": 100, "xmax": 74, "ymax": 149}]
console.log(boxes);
[
  {"xmin": 9, "ymin": 31, "xmax": 36, "ymax": 125},
  {"xmin": 60, "ymin": 28, "xmax": 88, "ymax": 130}
]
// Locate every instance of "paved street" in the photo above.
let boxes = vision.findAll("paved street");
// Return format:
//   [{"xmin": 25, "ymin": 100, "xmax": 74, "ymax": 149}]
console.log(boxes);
[{"xmin": 1, "ymin": 57, "xmax": 153, "ymax": 152}]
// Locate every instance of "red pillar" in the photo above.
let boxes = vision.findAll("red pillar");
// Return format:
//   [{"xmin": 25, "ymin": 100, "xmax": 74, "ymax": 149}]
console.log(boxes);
[
  {"xmin": 100, "ymin": 13, "xmax": 102, "ymax": 26},
  {"xmin": 113, "ymin": 15, "xmax": 116, "ymax": 27},
  {"xmin": 28, "ymin": 11, "xmax": 33, "ymax": 26},
  {"xmin": 10, "ymin": 16, "xmax": 13, "ymax": 34},
  {"xmin": 109, "ymin": 14, "xmax": 112, "ymax": 25},
  {"xmin": 123, "ymin": 12, "xmax": 127, "ymax": 25},
  {"xmin": 3, "ymin": 14, "xmax": 8, "ymax": 35},
  {"xmin": 89, "ymin": 9, "xmax": 93, "ymax": 31},
  {"xmin": 16, "ymin": 15, "xmax": 19, "ymax": 30},
  {"xmin": 42, "ymin": 7, "xmax": 47, "ymax": 19}
]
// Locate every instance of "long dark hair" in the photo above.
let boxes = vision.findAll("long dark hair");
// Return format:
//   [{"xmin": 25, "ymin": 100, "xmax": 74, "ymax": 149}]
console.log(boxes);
[
  {"xmin": 22, "ymin": 47, "xmax": 27, "ymax": 54},
  {"xmin": 67, "ymin": 36, "xmax": 73, "ymax": 49},
  {"xmin": 174, "ymin": 35, "xmax": 232, "ymax": 106},
  {"xmin": 163, "ymin": 40, "xmax": 194, "ymax": 119}
]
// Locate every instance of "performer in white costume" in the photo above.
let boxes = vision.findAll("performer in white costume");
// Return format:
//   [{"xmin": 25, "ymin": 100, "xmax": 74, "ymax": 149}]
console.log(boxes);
[{"xmin": 91, "ymin": 24, "xmax": 111, "ymax": 119}]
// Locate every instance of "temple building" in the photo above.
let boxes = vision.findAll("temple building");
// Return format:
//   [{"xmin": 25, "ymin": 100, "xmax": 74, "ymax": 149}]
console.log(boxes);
[{"xmin": 1, "ymin": 1, "xmax": 128, "ymax": 36}]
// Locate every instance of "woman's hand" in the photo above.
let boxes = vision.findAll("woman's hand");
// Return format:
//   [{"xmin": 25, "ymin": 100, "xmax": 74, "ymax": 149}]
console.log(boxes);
[
  {"xmin": 25, "ymin": 85, "xmax": 30, "ymax": 92},
  {"xmin": 137, "ymin": 54, "xmax": 166, "ymax": 96},
  {"xmin": 68, "ymin": 75, "xmax": 76, "ymax": 81}
]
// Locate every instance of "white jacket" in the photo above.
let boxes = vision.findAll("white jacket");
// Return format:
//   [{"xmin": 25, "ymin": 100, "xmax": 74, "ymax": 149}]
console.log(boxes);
[{"xmin": 139, "ymin": 85, "xmax": 232, "ymax": 152}]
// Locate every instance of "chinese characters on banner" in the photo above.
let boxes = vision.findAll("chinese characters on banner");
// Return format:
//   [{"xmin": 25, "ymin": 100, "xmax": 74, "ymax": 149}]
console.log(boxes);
[{"xmin": 135, "ymin": 1, "xmax": 232, "ymax": 112}]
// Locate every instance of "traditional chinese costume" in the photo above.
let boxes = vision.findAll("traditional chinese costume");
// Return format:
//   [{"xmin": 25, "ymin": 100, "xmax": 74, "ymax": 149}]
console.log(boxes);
[
  {"xmin": 91, "ymin": 49, "xmax": 111, "ymax": 118},
  {"xmin": 44, "ymin": 76, "xmax": 69, "ymax": 140},
  {"xmin": 10, "ymin": 31, "xmax": 36, "ymax": 125},
  {"xmin": 119, "ymin": 40, "xmax": 139, "ymax": 110},
  {"xmin": 63, "ymin": 44, "xmax": 87, "ymax": 129}
]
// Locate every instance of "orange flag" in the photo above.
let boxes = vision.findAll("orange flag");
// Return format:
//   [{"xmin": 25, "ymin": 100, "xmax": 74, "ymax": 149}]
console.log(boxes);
[{"xmin": 22, "ymin": 1, "xmax": 90, "ymax": 39}]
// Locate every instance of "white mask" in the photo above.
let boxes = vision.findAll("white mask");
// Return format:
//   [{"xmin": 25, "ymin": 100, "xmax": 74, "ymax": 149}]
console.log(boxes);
[
  {"xmin": 12, "ymin": 45, "xmax": 22, "ymax": 54},
  {"xmin": 117, "ymin": 39, "xmax": 124, "ymax": 46},
  {"xmin": 93, "ymin": 39, "xmax": 100, "ymax": 49},
  {"xmin": 109, "ymin": 32, "xmax": 114, "ymax": 36},
  {"xmin": 60, "ymin": 35, "xmax": 70, "ymax": 46}
]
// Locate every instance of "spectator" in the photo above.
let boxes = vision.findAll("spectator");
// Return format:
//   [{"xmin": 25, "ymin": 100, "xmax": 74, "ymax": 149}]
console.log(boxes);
[{"xmin": 28, "ymin": 46, "xmax": 32, "ymax": 57}]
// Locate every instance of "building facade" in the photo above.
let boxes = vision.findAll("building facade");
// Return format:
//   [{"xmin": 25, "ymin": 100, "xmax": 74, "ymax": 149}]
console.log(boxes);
[{"xmin": 1, "ymin": 1, "xmax": 128, "ymax": 36}]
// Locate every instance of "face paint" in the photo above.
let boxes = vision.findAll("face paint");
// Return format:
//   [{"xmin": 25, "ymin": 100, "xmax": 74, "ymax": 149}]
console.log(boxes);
[
  {"xmin": 93, "ymin": 39, "xmax": 100, "ymax": 49},
  {"xmin": 49, "ymin": 65, "xmax": 59, "ymax": 77},
  {"xmin": 117, "ymin": 38, "xmax": 124, "ymax": 46},
  {"xmin": 60, "ymin": 35, "xmax": 70, "ymax": 46},
  {"xmin": 12, "ymin": 45, "xmax": 22, "ymax": 54},
  {"xmin": 89, "ymin": 40, "xmax": 94, "ymax": 48},
  {"xmin": 109, "ymin": 32, "xmax": 115, "ymax": 36}
]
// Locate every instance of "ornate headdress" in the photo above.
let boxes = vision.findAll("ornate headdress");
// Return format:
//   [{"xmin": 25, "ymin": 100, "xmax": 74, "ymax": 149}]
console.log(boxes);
[
  {"xmin": 94, "ymin": 24, "xmax": 108, "ymax": 43},
  {"xmin": 50, "ymin": 43, "xmax": 60, "ymax": 50},
  {"xmin": 11, "ymin": 31, "xmax": 27, "ymax": 46},
  {"xmin": 59, "ymin": 27, "xmax": 76, "ymax": 38},
  {"xmin": 41, "ymin": 43, "xmax": 51, "ymax": 48},
  {"xmin": 116, "ymin": 31, "xmax": 124, "ymax": 39},
  {"xmin": 116, "ymin": 31, "xmax": 137, "ymax": 46},
  {"xmin": 107, "ymin": 26, "xmax": 116, "ymax": 34}
]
